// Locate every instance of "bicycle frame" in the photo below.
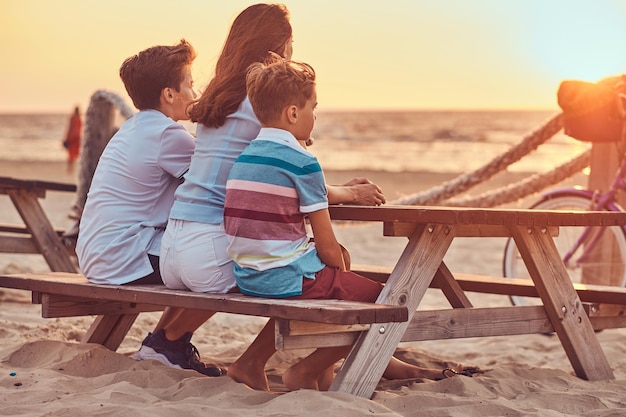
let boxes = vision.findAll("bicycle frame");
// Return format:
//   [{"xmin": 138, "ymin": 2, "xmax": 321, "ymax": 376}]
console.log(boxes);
[{"xmin": 539, "ymin": 143, "xmax": 626, "ymax": 267}]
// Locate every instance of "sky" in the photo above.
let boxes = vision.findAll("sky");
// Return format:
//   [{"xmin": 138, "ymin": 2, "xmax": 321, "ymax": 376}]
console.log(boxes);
[{"xmin": 1, "ymin": 0, "xmax": 626, "ymax": 113}]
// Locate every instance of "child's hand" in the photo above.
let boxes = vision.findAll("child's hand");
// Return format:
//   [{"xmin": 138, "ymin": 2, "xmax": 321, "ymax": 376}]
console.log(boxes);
[{"xmin": 339, "ymin": 243, "xmax": 351, "ymax": 271}]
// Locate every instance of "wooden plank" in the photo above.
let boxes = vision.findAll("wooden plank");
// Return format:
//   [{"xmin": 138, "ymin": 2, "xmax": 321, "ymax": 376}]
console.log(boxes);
[
  {"xmin": 0, "ymin": 223, "xmax": 66, "ymax": 235},
  {"xmin": 383, "ymin": 222, "xmax": 559, "ymax": 238},
  {"xmin": 277, "ymin": 319, "xmax": 369, "ymax": 336},
  {"xmin": 7, "ymin": 189, "xmax": 77, "ymax": 272},
  {"xmin": 0, "ymin": 272, "xmax": 408, "ymax": 325},
  {"xmin": 0, "ymin": 177, "xmax": 76, "ymax": 193},
  {"xmin": 511, "ymin": 224, "xmax": 614, "ymax": 380},
  {"xmin": 353, "ymin": 264, "xmax": 626, "ymax": 305},
  {"xmin": 586, "ymin": 139, "xmax": 626, "ymax": 286},
  {"xmin": 0, "ymin": 235, "xmax": 75, "ymax": 256},
  {"xmin": 275, "ymin": 319, "xmax": 368, "ymax": 349},
  {"xmin": 402, "ymin": 306, "xmax": 553, "ymax": 340},
  {"xmin": 432, "ymin": 262, "xmax": 473, "ymax": 308},
  {"xmin": 0, "ymin": 235, "xmax": 42, "ymax": 254},
  {"xmin": 276, "ymin": 330, "xmax": 359, "ymax": 350},
  {"xmin": 407, "ymin": 305, "xmax": 626, "ymax": 338},
  {"xmin": 41, "ymin": 294, "xmax": 163, "ymax": 318},
  {"xmin": 277, "ymin": 304, "xmax": 626, "ymax": 349},
  {"xmin": 352, "ymin": 265, "xmax": 391, "ymax": 283},
  {"xmin": 329, "ymin": 205, "xmax": 626, "ymax": 227},
  {"xmin": 82, "ymin": 313, "xmax": 139, "ymax": 351},
  {"xmin": 330, "ymin": 223, "xmax": 455, "ymax": 398}
]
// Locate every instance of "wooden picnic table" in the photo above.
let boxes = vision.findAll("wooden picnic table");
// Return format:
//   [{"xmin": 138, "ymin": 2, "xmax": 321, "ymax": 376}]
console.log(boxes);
[
  {"xmin": 3, "ymin": 178, "xmax": 626, "ymax": 399},
  {"xmin": 326, "ymin": 204, "xmax": 626, "ymax": 397},
  {"xmin": 0, "ymin": 176, "xmax": 77, "ymax": 272}
]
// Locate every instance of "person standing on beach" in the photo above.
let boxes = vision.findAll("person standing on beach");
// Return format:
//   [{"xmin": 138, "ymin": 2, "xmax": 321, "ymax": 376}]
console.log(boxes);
[
  {"xmin": 63, "ymin": 106, "xmax": 82, "ymax": 174},
  {"xmin": 76, "ymin": 40, "xmax": 224, "ymax": 377},
  {"xmin": 153, "ymin": 3, "xmax": 384, "ymax": 390}
]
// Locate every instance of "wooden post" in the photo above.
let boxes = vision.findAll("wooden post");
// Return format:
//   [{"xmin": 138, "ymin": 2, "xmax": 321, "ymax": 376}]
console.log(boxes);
[
  {"xmin": 585, "ymin": 142, "xmax": 626, "ymax": 285},
  {"xmin": 74, "ymin": 95, "xmax": 116, "ymax": 212}
]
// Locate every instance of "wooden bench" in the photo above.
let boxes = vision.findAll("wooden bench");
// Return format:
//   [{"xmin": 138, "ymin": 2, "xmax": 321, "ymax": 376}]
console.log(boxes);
[
  {"xmin": 4, "ymin": 265, "xmax": 626, "ymax": 353},
  {"xmin": 5, "ymin": 199, "xmax": 626, "ymax": 398},
  {"xmin": 0, "ymin": 271, "xmax": 409, "ymax": 352}
]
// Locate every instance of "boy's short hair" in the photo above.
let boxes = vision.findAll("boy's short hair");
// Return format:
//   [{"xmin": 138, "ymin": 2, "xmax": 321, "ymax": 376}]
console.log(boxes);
[
  {"xmin": 119, "ymin": 39, "xmax": 196, "ymax": 110},
  {"xmin": 246, "ymin": 55, "xmax": 316, "ymax": 125}
]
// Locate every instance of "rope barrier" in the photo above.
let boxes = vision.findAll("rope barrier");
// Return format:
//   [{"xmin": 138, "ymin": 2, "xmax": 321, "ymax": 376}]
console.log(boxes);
[
  {"xmin": 443, "ymin": 149, "xmax": 590, "ymax": 207},
  {"xmin": 391, "ymin": 112, "xmax": 565, "ymax": 206}
]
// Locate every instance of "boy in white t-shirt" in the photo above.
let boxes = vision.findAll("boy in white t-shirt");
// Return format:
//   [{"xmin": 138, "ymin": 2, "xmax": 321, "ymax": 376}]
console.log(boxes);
[{"xmin": 76, "ymin": 40, "xmax": 223, "ymax": 377}]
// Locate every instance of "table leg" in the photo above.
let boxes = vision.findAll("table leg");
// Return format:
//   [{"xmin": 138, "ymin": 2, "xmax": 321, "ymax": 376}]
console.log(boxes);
[
  {"xmin": 329, "ymin": 223, "xmax": 455, "ymax": 398},
  {"xmin": 83, "ymin": 313, "xmax": 139, "ymax": 351},
  {"xmin": 433, "ymin": 261, "xmax": 473, "ymax": 308},
  {"xmin": 510, "ymin": 225, "xmax": 614, "ymax": 380},
  {"xmin": 8, "ymin": 188, "xmax": 77, "ymax": 273},
  {"xmin": 8, "ymin": 188, "xmax": 131, "ymax": 350}
]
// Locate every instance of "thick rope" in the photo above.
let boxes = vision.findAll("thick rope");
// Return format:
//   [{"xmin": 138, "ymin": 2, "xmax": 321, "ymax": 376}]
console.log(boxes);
[
  {"xmin": 443, "ymin": 149, "xmax": 590, "ymax": 207},
  {"xmin": 73, "ymin": 91, "xmax": 134, "ymax": 216},
  {"xmin": 90, "ymin": 89, "xmax": 135, "ymax": 119},
  {"xmin": 391, "ymin": 112, "xmax": 565, "ymax": 206}
]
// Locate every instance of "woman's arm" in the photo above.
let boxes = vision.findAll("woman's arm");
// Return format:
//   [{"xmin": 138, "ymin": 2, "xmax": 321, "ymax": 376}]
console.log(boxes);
[{"xmin": 327, "ymin": 178, "xmax": 386, "ymax": 206}]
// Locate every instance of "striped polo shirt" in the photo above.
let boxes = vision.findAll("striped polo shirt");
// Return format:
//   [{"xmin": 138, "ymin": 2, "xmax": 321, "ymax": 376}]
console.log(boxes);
[{"xmin": 224, "ymin": 127, "xmax": 327, "ymax": 298}]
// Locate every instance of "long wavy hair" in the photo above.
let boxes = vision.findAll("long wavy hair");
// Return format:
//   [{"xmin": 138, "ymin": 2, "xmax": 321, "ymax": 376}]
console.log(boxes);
[{"xmin": 190, "ymin": 4, "xmax": 292, "ymax": 128}]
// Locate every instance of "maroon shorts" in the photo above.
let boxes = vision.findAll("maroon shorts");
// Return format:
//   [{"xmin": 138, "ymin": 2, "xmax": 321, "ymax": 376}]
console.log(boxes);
[{"xmin": 290, "ymin": 266, "xmax": 384, "ymax": 303}]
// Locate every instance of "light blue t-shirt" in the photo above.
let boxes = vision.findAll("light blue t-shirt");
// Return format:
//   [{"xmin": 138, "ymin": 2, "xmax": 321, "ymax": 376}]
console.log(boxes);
[
  {"xmin": 76, "ymin": 110, "xmax": 195, "ymax": 285},
  {"xmin": 169, "ymin": 98, "xmax": 261, "ymax": 224}
]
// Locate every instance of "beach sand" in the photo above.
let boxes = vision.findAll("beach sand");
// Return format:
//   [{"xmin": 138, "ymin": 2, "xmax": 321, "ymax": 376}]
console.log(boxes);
[{"xmin": 2, "ymin": 160, "xmax": 625, "ymax": 416}]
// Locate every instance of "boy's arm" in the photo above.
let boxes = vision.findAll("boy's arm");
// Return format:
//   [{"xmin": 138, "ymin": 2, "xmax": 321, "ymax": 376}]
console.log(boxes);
[
  {"xmin": 327, "ymin": 178, "xmax": 386, "ymax": 206},
  {"xmin": 307, "ymin": 209, "xmax": 347, "ymax": 270}
]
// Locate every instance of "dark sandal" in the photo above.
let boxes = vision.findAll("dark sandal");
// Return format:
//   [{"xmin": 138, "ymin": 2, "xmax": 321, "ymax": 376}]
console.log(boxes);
[
  {"xmin": 442, "ymin": 366, "xmax": 484, "ymax": 379},
  {"xmin": 442, "ymin": 368, "xmax": 460, "ymax": 378},
  {"xmin": 205, "ymin": 365, "xmax": 227, "ymax": 377}
]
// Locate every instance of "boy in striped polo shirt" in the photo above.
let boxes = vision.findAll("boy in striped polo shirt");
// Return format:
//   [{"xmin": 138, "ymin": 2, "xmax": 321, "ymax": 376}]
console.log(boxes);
[{"xmin": 224, "ymin": 57, "xmax": 466, "ymax": 391}]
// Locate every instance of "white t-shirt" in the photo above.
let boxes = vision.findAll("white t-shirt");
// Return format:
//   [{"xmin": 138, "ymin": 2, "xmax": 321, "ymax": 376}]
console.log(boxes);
[{"xmin": 76, "ymin": 110, "xmax": 195, "ymax": 285}]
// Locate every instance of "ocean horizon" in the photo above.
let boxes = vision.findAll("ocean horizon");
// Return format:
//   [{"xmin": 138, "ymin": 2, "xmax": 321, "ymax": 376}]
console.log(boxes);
[{"xmin": 0, "ymin": 109, "xmax": 587, "ymax": 174}]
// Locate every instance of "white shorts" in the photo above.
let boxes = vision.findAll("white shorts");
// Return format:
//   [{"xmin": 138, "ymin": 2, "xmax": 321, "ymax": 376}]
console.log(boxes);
[{"xmin": 160, "ymin": 219, "xmax": 236, "ymax": 293}]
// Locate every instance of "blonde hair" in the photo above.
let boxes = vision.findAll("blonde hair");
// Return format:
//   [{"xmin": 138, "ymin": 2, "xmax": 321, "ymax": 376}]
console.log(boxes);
[{"xmin": 246, "ymin": 55, "xmax": 316, "ymax": 125}]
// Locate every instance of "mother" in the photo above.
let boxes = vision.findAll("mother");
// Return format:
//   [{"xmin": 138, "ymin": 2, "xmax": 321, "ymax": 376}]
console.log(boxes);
[{"xmin": 153, "ymin": 3, "xmax": 385, "ymax": 389}]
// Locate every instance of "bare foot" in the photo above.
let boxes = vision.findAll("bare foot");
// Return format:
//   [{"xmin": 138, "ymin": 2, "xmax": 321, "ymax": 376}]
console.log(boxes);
[
  {"xmin": 283, "ymin": 365, "xmax": 319, "ymax": 391},
  {"xmin": 227, "ymin": 360, "xmax": 270, "ymax": 391},
  {"xmin": 317, "ymin": 365, "xmax": 335, "ymax": 391},
  {"xmin": 382, "ymin": 356, "xmax": 484, "ymax": 381}
]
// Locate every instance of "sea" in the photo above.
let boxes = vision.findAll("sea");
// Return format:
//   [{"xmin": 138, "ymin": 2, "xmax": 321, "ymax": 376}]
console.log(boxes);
[{"xmin": 0, "ymin": 110, "xmax": 589, "ymax": 174}]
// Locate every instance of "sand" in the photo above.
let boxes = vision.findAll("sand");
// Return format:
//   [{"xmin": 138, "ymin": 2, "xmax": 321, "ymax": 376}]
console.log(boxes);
[{"xmin": 2, "ymin": 160, "xmax": 626, "ymax": 417}]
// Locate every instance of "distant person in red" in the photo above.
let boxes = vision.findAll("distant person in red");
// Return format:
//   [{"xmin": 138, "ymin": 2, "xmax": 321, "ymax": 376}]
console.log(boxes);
[{"xmin": 63, "ymin": 106, "xmax": 82, "ymax": 174}]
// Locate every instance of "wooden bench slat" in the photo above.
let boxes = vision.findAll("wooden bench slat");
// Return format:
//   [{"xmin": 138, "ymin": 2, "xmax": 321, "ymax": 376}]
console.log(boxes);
[
  {"xmin": 41, "ymin": 294, "xmax": 163, "ymax": 318},
  {"xmin": 352, "ymin": 265, "xmax": 626, "ymax": 305},
  {"xmin": 0, "ymin": 177, "xmax": 77, "ymax": 193},
  {"xmin": 0, "ymin": 222, "xmax": 66, "ymax": 235},
  {"xmin": 0, "ymin": 272, "xmax": 408, "ymax": 325}
]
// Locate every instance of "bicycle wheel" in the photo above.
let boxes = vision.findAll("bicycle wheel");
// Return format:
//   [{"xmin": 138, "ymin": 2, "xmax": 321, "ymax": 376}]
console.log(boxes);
[{"xmin": 503, "ymin": 193, "xmax": 626, "ymax": 306}]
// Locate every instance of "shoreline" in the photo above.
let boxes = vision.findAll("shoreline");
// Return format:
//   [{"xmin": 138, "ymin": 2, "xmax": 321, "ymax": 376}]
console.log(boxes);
[{"xmin": 0, "ymin": 159, "xmax": 586, "ymax": 203}]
